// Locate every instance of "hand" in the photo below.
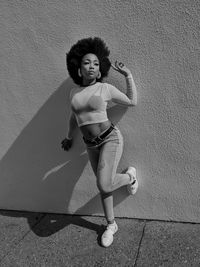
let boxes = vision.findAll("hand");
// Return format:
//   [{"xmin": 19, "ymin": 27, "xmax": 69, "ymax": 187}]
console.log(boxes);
[
  {"xmin": 111, "ymin": 61, "xmax": 131, "ymax": 77},
  {"xmin": 61, "ymin": 138, "xmax": 73, "ymax": 151}
]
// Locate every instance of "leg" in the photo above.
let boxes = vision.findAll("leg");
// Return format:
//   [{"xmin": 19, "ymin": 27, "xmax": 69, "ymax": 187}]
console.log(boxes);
[
  {"xmin": 97, "ymin": 129, "xmax": 131, "ymax": 194},
  {"xmin": 86, "ymin": 146, "xmax": 100, "ymax": 177},
  {"xmin": 87, "ymin": 128, "xmax": 132, "ymax": 223},
  {"xmin": 87, "ymin": 145, "xmax": 114, "ymax": 223},
  {"xmin": 87, "ymin": 128, "xmax": 136, "ymax": 247},
  {"xmin": 97, "ymin": 128, "xmax": 131, "ymax": 223}
]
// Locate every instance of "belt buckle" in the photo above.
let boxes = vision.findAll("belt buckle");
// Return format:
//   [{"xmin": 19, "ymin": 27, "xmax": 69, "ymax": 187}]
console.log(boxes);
[{"xmin": 94, "ymin": 135, "xmax": 102, "ymax": 144}]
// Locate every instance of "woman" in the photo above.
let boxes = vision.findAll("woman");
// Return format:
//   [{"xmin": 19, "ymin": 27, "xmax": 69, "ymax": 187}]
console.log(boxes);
[{"xmin": 61, "ymin": 37, "xmax": 138, "ymax": 247}]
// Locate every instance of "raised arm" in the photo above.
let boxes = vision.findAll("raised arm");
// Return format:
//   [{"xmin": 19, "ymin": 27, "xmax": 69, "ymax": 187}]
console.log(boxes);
[
  {"xmin": 125, "ymin": 73, "xmax": 137, "ymax": 106},
  {"xmin": 110, "ymin": 61, "xmax": 137, "ymax": 106}
]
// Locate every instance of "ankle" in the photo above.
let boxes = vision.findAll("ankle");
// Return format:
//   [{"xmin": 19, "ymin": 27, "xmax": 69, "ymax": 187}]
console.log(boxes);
[
  {"xmin": 107, "ymin": 219, "xmax": 115, "ymax": 225},
  {"xmin": 127, "ymin": 173, "xmax": 133, "ymax": 183}
]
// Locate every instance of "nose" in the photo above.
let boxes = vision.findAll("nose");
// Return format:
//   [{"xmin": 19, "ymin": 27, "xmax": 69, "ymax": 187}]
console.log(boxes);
[{"xmin": 89, "ymin": 64, "xmax": 94, "ymax": 69}]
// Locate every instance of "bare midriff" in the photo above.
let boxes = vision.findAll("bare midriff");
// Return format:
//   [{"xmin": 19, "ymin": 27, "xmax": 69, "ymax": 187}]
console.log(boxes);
[{"xmin": 80, "ymin": 120, "xmax": 112, "ymax": 140}]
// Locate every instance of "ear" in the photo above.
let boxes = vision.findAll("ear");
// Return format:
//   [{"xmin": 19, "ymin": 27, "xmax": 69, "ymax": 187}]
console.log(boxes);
[
  {"xmin": 78, "ymin": 69, "xmax": 82, "ymax": 77},
  {"xmin": 97, "ymin": 71, "xmax": 101, "ymax": 79}
]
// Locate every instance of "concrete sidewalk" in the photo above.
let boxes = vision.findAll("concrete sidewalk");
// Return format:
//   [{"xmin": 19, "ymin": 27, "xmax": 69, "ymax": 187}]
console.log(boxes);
[{"xmin": 0, "ymin": 210, "xmax": 199, "ymax": 267}]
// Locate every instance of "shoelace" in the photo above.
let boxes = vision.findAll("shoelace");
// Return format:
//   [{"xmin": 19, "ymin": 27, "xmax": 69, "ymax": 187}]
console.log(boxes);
[{"xmin": 105, "ymin": 224, "xmax": 117, "ymax": 233}]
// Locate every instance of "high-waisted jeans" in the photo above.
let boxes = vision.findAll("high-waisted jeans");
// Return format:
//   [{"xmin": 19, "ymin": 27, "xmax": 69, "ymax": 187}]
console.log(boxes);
[{"xmin": 86, "ymin": 126, "xmax": 131, "ymax": 222}]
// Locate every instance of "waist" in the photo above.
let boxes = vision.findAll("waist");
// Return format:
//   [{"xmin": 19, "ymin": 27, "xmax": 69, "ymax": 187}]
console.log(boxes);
[
  {"xmin": 80, "ymin": 120, "xmax": 111, "ymax": 139},
  {"xmin": 83, "ymin": 123, "xmax": 115, "ymax": 146}
]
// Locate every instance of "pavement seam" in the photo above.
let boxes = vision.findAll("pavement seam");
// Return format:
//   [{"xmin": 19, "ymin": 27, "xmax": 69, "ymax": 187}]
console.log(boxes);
[
  {"xmin": 0, "ymin": 213, "xmax": 46, "ymax": 263},
  {"xmin": 133, "ymin": 220, "xmax": 147, "ymax": 267}
]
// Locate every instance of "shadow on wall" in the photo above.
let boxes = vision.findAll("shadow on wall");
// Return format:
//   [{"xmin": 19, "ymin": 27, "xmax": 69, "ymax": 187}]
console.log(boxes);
[{"xmin": 0, "ymin": 78, "xmax": 128, "ymax": 219}]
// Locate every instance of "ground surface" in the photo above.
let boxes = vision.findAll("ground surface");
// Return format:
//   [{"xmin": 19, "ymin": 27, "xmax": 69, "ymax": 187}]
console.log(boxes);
[{"xmin": 0, "ymin": 210, "xmax": 200, "ymax": 266}]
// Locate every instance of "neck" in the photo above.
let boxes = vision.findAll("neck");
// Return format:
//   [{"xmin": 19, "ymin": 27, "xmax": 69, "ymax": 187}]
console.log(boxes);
[{"xmin": 82, "ymin": 78, "xmax": 97, "ymax": 87}]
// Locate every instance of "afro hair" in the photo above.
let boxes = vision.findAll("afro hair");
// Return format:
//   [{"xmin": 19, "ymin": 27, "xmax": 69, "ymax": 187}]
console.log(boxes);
[{"xmin": 66, "ymin": 37, "xmax": 111, "ymax": 85}]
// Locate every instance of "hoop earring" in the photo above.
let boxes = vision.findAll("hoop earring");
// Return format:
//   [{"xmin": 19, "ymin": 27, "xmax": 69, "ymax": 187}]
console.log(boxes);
[
  {"xmin": 97, "ymin": 71, "xmax": 101, "ymax": 79},
  {"xmin": 78, "ymin": 69, "xmax": 82, "ymax": 77}
]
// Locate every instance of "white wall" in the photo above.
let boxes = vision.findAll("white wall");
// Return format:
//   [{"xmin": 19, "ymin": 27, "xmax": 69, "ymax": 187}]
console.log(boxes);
[{"xmin": 1, "ymin": 0, "xmax": 200, "ymax": 222}]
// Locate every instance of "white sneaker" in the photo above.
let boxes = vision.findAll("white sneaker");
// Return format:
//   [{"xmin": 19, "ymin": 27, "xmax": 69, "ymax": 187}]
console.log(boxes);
[
  {"xmin": 101, "ymin": 221, "xmax": 118, "ymax": 247},
  {"xmin": 126, "ymin": 167, "xmax": 138, "ymax": 195}
]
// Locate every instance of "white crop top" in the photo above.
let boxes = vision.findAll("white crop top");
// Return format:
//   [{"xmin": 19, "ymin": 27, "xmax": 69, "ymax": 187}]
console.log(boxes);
[{"xmin": 70, "ymin": 76, "xmax": 135, "ymax": 127}]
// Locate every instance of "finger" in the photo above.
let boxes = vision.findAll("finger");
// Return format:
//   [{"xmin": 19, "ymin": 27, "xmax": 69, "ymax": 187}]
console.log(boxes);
[
  {"xmin": 115, "ymin": 61, "xmax": 123, "ymax": 70},
  {"xmin": 119, "ymin": 62, "xmax": 124, "ymax": 68},
  {"xmin": 111, "ymin": 63, "xmax": 118, "ymax": 70},
  {"xmin": 112, "ymin": 61, "xmax": 122, "ymax": 71},
  {"xmin": 116, "ymin": 61, "xmax": 124, "ymax": 69},
  {"xmin": 66, "ymin": 147, "xmax": 70, "ymax": 151},
  {"xmin": 64, "ymin": 145, "xmax": 69, "ymax": 150},
  {"xmin": 115, "ymin": 60, "xmax": 119, "ymax": 67}
]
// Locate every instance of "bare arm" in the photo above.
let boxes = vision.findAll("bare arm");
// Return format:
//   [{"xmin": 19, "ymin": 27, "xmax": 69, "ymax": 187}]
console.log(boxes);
[
  {"xmin": 125, "ymin": 74, "xmax": 137, "ymax": 106},
  {"xmin": 110, "ymin": 61, "xmax": 137, "ymax": 106},
  {"xmin": 61, "ymin": 112, "xmax": 77, "ymax": 151},
  {"xmin": 66, "ymin": 112, "xmax": 78, "ymax": 140}
]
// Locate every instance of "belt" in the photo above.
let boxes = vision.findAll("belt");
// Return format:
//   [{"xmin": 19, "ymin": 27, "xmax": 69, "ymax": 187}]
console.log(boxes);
[{"xmin": 83, "ymin": 124, "xmax": 115, "ymax": 145}]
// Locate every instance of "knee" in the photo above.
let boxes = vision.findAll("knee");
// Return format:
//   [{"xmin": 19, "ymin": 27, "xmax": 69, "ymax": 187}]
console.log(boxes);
[{"xmin": 97, "ymin": 179, "xmax": 112, "ymax": 194}]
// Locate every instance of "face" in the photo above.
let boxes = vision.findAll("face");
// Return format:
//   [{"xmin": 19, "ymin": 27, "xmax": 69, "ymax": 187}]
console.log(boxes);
[{"xmin": 80, "ymin": 53, "xmax": 100, "ymax": 83}]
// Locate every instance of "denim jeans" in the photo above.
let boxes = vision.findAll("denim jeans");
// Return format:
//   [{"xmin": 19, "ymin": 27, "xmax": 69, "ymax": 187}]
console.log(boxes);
[
  {"xmin": 86, "ymin": 126, "xmax": 130, "ymax": 194},
  {"xmin": 86, "ymin": 126, "xmax": 131, "ymax": 222}
]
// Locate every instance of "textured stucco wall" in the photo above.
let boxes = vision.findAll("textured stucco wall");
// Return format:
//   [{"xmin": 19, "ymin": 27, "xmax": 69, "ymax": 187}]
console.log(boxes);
[{"xmin": 1, "ymin": 0, "xmax": 200, "ymax": 222}]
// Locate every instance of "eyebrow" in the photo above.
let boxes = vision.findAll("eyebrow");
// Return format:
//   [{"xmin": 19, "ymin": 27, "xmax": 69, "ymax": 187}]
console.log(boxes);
[{"xmin": 83, "ymin": 59, "xmax": 99, "ymax": 62}]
